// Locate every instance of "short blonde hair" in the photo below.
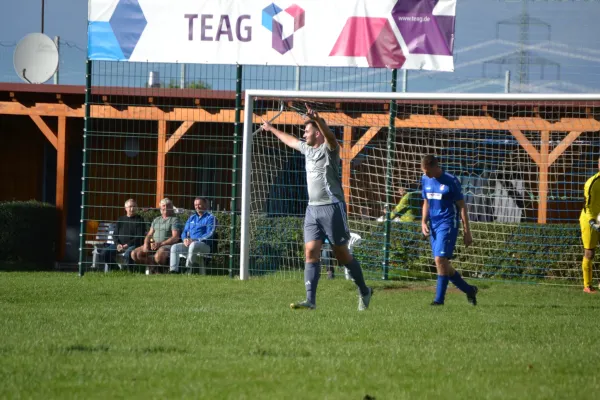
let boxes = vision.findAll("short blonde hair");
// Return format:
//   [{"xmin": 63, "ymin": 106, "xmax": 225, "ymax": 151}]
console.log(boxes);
[{"xmin": 159, "ymin": 198, "xmax": 173, "ymax": 207}]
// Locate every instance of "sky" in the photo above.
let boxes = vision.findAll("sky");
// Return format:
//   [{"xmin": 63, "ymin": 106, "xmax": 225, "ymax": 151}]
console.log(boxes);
[{"xmin": 1, "ymin": 0, "xmax": 600, "ymax": 93}]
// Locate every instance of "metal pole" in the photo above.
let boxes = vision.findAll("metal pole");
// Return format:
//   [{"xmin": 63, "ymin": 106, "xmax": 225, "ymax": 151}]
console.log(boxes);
[
  {"xmin": 78, "ymin": 59, "xmax": 92, "ymax": 277},
  {"xmin": 239, "ymin": 93, "xmax": 254, "ymax": 281},
  {"xmin": 505, "ymin": 70, "xmax": 511, "ymax": 93},
  {"xmin": 229, "ymin": 64, "xmax": 243, "ymax": 278},
  {"xmin": 295, "ymin": 66, "xmax": 301, "ymax": 91},
  {"xmin": 180, "ymin": 64, "xmax": 185, "ymax": 89},
  {"xmin": 41, "ymin": 0, "xmax": 45, "ymax": 33},
  {"xmin": 402, "ymin": 69, "xmax": 408, "ymax": 93},
  {"xmin": 382, "ymin": 69, "xmax": 398, "ymax": 280},
  {"xmin": 54, "ymin": 36, "xmax": 60, "ymax": 84}
]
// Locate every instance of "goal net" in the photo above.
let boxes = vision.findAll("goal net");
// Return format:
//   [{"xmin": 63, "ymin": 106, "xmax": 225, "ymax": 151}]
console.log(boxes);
[{"xmin": 240, "ymin": 91, "xmax": 600, "ymax": 285}]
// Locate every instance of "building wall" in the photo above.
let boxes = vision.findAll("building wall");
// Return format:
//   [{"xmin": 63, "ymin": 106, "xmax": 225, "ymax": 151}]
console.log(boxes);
[{"xmin": 0, "ymin": 115, "xmax": 45, "ymax": 201}]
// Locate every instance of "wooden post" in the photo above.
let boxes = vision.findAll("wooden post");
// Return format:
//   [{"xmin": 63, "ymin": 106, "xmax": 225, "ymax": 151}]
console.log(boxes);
[
  {"xmin": 156, "ymin": 120, "xmax": 167, "ymax": 208},
  {"xmin": 56, "ymin": 116, "xmax": 68, "ymax": 259},
  {"xmin": 538, "ymin": 131, "xmax": 550, "ymax": 224},
  {"xmin": 342, "ymin": 126, "xmax": 352, "ymax": 207},
  {"xmin": 165, "ymin": 121, "xmax": 195, "ymax": 153}
]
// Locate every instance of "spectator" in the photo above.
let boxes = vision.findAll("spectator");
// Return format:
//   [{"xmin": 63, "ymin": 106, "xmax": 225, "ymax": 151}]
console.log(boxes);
[
  {"xmin": 169, "ymin": 196, "xmax": 216, "ymax": 274},
  {"xmin": 131, "ymin": 198, "xmax": 182, "ymax": 271},
  {"xmin": 98, "ymin": 198, "xmax": 147, "ymax": 269}
]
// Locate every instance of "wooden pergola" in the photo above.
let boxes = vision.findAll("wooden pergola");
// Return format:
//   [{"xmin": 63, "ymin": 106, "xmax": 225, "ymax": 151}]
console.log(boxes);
[{"xmin": 1, "ymin": 83, "xmax": 599, "ymax": 259}]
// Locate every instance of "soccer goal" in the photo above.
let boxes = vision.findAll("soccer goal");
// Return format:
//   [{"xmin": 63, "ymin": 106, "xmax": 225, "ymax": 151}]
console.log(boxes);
[{"xmin": 240, "ymin": 90, "xmax": 600, "ymax": 284}]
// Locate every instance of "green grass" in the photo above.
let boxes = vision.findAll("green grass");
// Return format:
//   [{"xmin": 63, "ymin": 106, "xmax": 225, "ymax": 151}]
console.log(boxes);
[{"xmin": 1, "ymin": 272, "xmax": 599, "ymax": 399}]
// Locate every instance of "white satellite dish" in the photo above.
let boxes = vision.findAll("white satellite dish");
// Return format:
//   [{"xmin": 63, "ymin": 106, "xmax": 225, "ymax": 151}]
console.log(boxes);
[{"xmin": 13, "ymin": 33, "xmax": 59, "ymax": 84}]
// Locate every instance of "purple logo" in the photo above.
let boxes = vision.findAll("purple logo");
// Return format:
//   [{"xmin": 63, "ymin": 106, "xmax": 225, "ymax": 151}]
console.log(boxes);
[{"xmin": 262, "ymin": 3, "xmax": 305, "ymax": 55}]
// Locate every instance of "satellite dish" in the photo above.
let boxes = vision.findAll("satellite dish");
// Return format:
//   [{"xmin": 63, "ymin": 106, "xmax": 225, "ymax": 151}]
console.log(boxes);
[{"xmin": 13, "ymin": 33, "xmax": 59, "ymax": 84}]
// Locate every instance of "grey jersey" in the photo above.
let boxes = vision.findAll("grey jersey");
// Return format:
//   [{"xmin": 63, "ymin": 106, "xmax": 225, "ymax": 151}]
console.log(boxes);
[{"xmin": 296, "ymin": 141, "xmax": 345, "ymax": 206}]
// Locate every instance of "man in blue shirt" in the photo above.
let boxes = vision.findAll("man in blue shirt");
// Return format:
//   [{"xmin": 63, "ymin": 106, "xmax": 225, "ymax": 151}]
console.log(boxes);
[
  {"xmin": 169, "ymin": 196, "xmax": 216, "ymax": 274},
  {"xmin": 421, "ymin": 155, "xmax": 478, "ymax": 306}
]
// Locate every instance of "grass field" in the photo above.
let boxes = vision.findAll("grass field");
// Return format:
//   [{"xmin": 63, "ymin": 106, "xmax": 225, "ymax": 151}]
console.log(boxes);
[{"xmin": 1, "ymin": 272, "xmax": 599, "ymax": 399}]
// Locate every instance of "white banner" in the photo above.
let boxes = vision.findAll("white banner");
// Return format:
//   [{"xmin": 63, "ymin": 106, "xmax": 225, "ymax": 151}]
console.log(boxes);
[{"xmin": 88, "ymin": 0, "xmax": 456, "ymax": 70}]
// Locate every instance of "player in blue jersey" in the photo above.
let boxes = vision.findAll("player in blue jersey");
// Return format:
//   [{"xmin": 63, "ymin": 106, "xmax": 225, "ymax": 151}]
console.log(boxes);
[{"xmin": 421, "ymin": 155, "xmax": 478, "ymax": 306}]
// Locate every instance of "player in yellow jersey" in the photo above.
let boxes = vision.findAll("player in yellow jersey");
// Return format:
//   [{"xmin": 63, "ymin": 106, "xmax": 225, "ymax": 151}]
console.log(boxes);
[{"xmin": 580, "ymin": 157, "xmax": 600, "ymax": 293}]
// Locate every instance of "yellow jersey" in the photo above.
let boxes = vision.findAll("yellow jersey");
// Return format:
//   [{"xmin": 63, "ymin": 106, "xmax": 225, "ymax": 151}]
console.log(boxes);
[{"xmin": 581, "ymin": 171, "xmax": 600, "ymax": 223}]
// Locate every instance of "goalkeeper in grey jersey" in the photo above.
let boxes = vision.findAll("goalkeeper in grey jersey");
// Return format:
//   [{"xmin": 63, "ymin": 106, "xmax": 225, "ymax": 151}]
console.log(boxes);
[{"xmin": 261, "ymin": 105, "xmax": 373, "ymax": 311}]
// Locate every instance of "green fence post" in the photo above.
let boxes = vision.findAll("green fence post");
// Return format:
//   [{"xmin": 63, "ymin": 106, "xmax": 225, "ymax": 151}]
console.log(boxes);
[
  {"xmin": 382, "ymin": 69, "xmax": 398, "ymax": 280},
  {"xmin": 78, "ymin": 59, "xmax": 92, "ymax": 277}
]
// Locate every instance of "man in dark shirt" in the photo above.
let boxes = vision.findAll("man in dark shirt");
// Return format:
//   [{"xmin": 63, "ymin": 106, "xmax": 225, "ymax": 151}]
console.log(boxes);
[{"xmin": 99, "ymin": 198, "xmax": 147, "ymax": 269}]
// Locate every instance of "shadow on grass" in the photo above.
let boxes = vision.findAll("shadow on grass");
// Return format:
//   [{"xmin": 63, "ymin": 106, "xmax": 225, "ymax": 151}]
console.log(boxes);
[
  {"xmin": 63, "ymin": 344, "xmax": 110, "ymax": 353},
  {"xmin": 139, "ymin": 346, "xmax": 187, "ymax": 354},
  {"xmin": 58, "ymin": 345, "xmax": 188, "ymax": 354},
  {"xmin": 489, "ymin": 303, "xmax": 600, "ymax": 310},
  {"xmin": 250, "ymin": 347, "xmax": 311, "ymax": 358}
]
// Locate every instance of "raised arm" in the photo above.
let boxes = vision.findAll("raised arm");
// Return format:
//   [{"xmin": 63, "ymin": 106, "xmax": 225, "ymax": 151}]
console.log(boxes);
[
  {"xmin": 306, "ymin": 105, "xmax": 337, "ymax": 150},
  {"xmin": 261, "ymin": 120, "xmax": 300, "ymax": 149}
]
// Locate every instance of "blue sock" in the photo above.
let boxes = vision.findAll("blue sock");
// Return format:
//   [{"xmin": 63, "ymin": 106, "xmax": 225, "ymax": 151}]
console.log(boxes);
[
  {"xmin": 449, "ymin": 270, "xmax": 472, "ymax": 294},
  {"xmin": 304, "ymin": 262, "xmax": 321, "ymax": 305},
  {"xmin": 434, "ymin": 275, "xmax": 449, "ymax": 304}
]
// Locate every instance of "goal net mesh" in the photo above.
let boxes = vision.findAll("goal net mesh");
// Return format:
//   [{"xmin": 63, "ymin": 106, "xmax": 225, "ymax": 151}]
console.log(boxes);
[{"xmin": 245, "ymin": 95, "xmax": 599, "ymax": 284}]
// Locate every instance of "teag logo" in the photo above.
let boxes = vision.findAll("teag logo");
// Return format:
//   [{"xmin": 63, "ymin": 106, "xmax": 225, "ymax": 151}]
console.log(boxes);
[{"xmin": 261, "ymin": 3, "xmax": 305, "ymax": 55}]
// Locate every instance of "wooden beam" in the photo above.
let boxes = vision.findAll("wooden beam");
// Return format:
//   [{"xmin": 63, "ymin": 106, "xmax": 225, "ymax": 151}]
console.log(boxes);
[
  {"xmin": 0, "ymin": 101, "xmax": 83, "ymax": 117},
  {"xmin": 342, "ymin": 126, "xmax": 353, "ymax": 207},
  {"xmin": 56, "ymin": 116, "xmax": 68, "ymax": 260},
  {"xmin": 509, "ymin": 129, "xmax": 540, "ymax": 165},
  {"xmin": 538, "ymin": 131, "xmax": 550, "ymax": 224},
  {"xmin": 30, "ymin": 115, "xmax": 58, "ymax": 149},
  {"xmin": 90, "ymin": 104, "xmax": 600, "ymax": 131},
  {"xmin": 351, "ymin": 127, "xmax": 381, "ymax": 159},
  {"xmin": 2, "ymin": 101, "xmax": 600, "ymax": 132},
  {"xmin": 548, "ymin": 131, "xmax": 583, "ymax": 166},
  {"xmin": 156, "ymin": 120, "xmax": 167, "ymax": 208},
  {"xmin": 165, "ymin": 121, "xmax": 195, "ymax": 153}
]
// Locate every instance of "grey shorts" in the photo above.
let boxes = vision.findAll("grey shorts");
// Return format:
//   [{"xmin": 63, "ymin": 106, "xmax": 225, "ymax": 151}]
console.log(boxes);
[{"xmin": 304, "ymin": 202, "xmax": 350, "ymax": 246}]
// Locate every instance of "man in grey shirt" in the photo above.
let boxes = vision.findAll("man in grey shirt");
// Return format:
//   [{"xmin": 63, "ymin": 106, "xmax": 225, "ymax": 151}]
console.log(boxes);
[{"xmin": 261, "ymin": 105, "xmax": 373, "ymax": 311}]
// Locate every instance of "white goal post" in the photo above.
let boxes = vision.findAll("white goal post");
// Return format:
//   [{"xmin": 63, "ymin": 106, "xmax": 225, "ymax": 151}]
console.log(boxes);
[{"xmin": 240, "ymin": 90, "xmax": 600, "ymax": 282}]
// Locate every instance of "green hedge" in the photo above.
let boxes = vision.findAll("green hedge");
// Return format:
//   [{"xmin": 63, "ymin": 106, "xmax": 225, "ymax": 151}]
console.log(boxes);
[
  {"xmin": 0, "ymin": 201, "xmax": 57, "ymax": 270},
  {"xmin": 130, "ymin": 210, "xmax": 585, "ymax": 281},
  {"xmin": 247, "ymin": 217, "xmax": 583, "ymax": 281}
]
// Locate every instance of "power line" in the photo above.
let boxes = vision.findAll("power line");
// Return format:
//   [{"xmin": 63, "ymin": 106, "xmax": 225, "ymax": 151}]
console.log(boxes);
[{"xmin": 59, "ymin": 40, "xmax": 86, "ymax": 52}]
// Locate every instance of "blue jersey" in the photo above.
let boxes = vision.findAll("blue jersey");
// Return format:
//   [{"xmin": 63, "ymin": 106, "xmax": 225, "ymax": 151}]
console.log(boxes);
[
  {"xmin": 421, "ymin": 171, "xmax": 464, "ymax": 230},
  {"xmin": 182, "ymin": 212, "xmax": 216, "ymax": 242}
]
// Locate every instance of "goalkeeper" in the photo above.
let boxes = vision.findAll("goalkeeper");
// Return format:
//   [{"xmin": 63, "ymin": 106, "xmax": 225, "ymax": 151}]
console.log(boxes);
[
  {"xmin": 580, "ymin": 157, "xmax": 600, "ymax": 293},
  {"xmin": 377, "ymin": 186, "xmax": 422, "ymax": 223},
  {"xmin": 260, "ymin": 105, "xmax": 373, "ymax": 311}
]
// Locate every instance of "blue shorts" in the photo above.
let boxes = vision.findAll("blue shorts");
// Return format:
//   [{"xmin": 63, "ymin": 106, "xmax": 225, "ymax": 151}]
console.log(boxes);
[
  {"xmin": 304, "ymin": 203, "xmax": 350, "ymax": 246},
  {"xmin": 430, "ymin": 226, "xmax": 458, "ymax": 258}
]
